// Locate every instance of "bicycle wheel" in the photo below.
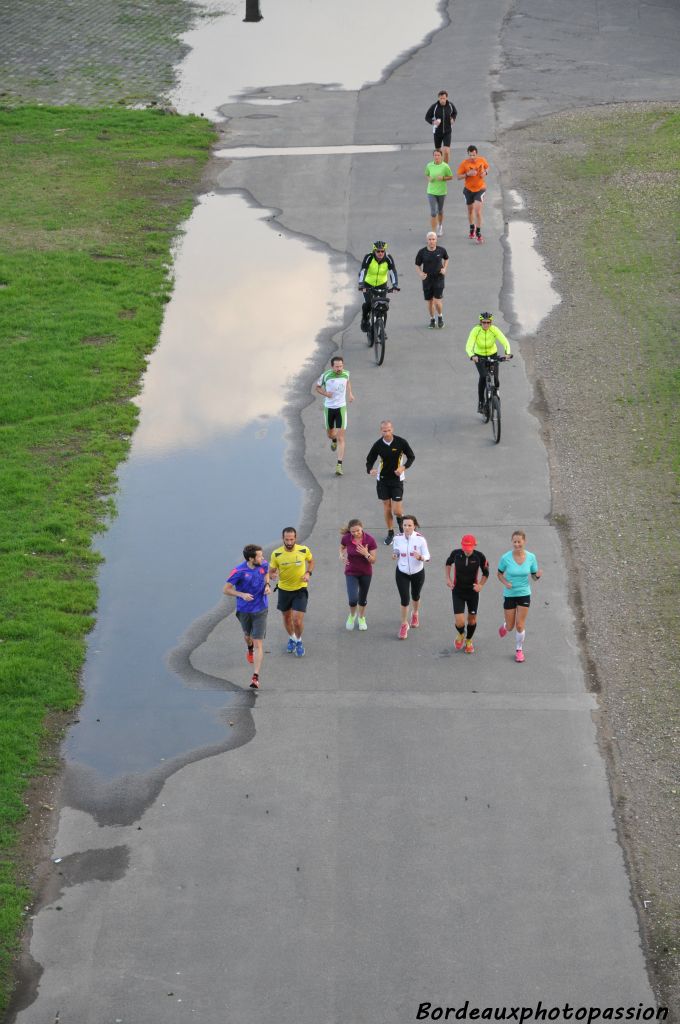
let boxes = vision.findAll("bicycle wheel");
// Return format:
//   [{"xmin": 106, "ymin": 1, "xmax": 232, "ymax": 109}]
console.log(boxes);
[
  {"xmin": 374, "ymin": 317, "xmax": 386, "ymax": 365},
  {"xmin": 491, "ymin": 395, "xmax": 501, "ymax": 443}
]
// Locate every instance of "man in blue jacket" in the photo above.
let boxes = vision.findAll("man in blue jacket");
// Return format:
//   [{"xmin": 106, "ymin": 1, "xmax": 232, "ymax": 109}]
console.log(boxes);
[{"xmin": 223, "ymin": 544, "xmax": 271, "ymax": 689}]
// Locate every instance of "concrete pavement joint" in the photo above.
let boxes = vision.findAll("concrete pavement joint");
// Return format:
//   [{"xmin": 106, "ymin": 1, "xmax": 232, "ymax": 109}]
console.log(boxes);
[{"xmin": 246, "ymin": 692, "xmax": 596, "ymax": 710}]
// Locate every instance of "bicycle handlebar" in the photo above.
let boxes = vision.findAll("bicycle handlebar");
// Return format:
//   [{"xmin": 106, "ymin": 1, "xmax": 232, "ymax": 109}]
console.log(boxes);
[{"xmin": 359, "ymin": 286, "xmax": 399, "ymax": 293}]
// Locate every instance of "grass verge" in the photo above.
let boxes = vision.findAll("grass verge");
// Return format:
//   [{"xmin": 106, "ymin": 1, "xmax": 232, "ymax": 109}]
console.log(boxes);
[
  {"xmin": 0, "ymin": 105, "xmax": 214, "ymax": 1011},
  {"xmin": 502, "ymin": 105, "xmax": 679, "ymax": 1013}
]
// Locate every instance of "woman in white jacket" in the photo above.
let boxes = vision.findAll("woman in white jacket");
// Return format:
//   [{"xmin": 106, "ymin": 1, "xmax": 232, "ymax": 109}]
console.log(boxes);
[{"xmin": 392, "ymin": 515, "xmax": 430, "ymax": 639}]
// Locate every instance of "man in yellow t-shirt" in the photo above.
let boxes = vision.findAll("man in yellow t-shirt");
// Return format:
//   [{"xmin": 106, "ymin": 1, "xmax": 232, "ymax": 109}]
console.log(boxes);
[
  {"xmin": 269, "ymin": 527, "xmax": 315, "ymax": 657},
  {"xmin": 457, "ymin": 145, "xmax": 490, "ymax": 244}
]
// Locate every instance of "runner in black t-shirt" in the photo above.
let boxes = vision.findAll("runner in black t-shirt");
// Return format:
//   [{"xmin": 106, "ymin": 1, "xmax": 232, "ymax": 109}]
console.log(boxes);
[
  {"xmin": 415, "ymin": 232, "xmax": 449, "ymax": 329},
  {"xmin": 445, "ymin": 534, "xmax": 489, "ymax": 654},
  {"xmin": 365, "ymin": 419, "xmax": 416, "ymax": 545}
]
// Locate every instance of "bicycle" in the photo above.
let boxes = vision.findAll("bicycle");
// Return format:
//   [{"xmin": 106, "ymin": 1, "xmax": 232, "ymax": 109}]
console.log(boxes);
[
  {"xmin": 360, "ymin": 285, "xmax": 398, "ymax": 366},
  {"xmin": 479, "ymin": 354, "xmax": 512, "ymax": 444}
]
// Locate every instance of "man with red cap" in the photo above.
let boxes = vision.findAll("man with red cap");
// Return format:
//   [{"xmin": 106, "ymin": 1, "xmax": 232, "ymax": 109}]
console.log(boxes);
[{"xmin": 444, "ymin": 534, "xmax": 489, "ymax": 653}]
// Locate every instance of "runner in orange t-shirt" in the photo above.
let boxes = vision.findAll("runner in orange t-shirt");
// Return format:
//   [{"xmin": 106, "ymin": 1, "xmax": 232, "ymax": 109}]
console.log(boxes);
[{"xmin": 456, "ymin": 145, "xmax": 490, "ymax": 244}]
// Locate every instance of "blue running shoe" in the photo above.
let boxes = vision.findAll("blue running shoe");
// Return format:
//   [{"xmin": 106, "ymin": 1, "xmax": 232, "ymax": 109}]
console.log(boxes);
[
  {"xmin": 295, "ymin": 640, "xmax": 305, "ymax": 658},
  {"xmin": 286, "ymin": 637, "xmax": 296, "ymax": 653}
]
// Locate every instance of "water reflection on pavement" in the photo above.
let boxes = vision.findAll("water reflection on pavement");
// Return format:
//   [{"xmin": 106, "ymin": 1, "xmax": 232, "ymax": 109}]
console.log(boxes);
[
  {"xmin": 65, "ymin": 193, "xmax": 353, "ymax": 778},
  {"xmin": 171, "ymin": 0, "xmax": 444, "ymax": 117},
  {"xmin": 218, "ymin": 144, "xmax": 402, "ymax": 158},
  {"xmin": 507, "ymin": 219, "xmax": 561, "ymax": 336}
]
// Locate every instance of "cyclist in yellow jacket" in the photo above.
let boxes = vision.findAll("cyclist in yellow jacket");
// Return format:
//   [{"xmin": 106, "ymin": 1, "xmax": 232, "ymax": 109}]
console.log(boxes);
[
  {"xmin": 358, "ymin": 241, "xmax": 399, "ymax": 333},
  {"xmin": 465, "ymin": 312, "xmax": 512, "ymax": 413}
]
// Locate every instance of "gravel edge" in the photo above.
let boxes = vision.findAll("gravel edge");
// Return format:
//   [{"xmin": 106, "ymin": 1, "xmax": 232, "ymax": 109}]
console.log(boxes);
[{"xmin": 500, "ymin": 103, "xmax": 680, "ymax": 1019}]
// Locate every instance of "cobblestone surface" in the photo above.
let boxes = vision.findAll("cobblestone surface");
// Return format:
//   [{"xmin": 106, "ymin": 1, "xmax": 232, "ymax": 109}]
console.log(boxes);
[{"xmin": 0, "ymin": 0, "xmax": 202, "ymax": 106}]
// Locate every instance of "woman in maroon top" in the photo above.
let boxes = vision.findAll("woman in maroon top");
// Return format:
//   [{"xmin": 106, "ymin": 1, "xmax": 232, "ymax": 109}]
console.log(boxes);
[{"xmin": 339, "ymin": 518, "xmax": 378, "ymax": 631}]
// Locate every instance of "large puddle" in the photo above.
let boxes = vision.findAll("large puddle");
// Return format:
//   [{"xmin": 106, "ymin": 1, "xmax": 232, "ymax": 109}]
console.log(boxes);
[
  {"xmin": 67, "ymin": 0, "xmax": 442, "ymax": 781},
  {"xmin": 506, "ymin": 219, "xmax": 560, "ymax": 335},
  {"xmin": 66, "ymin": 193, "xmax": 353, "ymax": 778},
  {"xmin": 171, "ymin": 0, "xmax": 445, "ymax": 118}
]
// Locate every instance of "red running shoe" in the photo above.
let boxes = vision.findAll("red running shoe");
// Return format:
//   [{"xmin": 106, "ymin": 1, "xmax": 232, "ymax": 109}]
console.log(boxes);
[
  {"xmin": 398, "ymin": 623, "xmax": 409, "ymax": 640},
  {"xmin": 246, "ymin": 647, "xmax": 254, "ymax": 664},
  {"xmin": 250, "ymin": 673, "xmax": 260, "ymax": 688}
]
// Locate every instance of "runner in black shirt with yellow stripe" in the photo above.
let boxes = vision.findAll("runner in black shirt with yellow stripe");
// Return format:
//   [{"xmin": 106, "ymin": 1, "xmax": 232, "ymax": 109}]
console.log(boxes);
[
  {"xmin": 445, "ymin": 534, "xmax": 489, "ymax": 653},
  {"xmin": 365, "ymin": 420, "xmax": 415, "ymax": 545}
]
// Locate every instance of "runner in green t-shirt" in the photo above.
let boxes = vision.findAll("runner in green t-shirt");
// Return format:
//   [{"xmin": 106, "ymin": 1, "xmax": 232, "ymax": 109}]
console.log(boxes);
[{"xmin": 424, "ymin": 149, "xmax": 453, "ymax": 237}]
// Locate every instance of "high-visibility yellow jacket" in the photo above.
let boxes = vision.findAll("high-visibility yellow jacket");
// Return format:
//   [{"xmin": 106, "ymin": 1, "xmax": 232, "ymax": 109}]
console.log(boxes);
[{"xmin": 465, "ymin": 324, "xmax": 511, "ymax": 357}]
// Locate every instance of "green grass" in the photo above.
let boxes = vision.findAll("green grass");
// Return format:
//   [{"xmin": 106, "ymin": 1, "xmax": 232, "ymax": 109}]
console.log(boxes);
[
  {"xmin": 0, "ymin": 105, "xmax": 215, "ymax": 1010},
  {"xmin": 561, "ymin": 108, "xmax": 680, "ymax": 476}
]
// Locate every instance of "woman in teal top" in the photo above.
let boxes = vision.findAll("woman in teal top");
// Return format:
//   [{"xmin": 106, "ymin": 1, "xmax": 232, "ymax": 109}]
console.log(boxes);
[{"xmin": 496, "ymin": 530, "xmax": 542, "ymax": 663}]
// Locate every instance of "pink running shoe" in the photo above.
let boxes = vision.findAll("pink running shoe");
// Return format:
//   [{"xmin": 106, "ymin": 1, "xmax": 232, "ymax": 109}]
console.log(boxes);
[
  {"xmin": 465, "ymin": 640, "xmax": 475, "ymax": 654},
  {"xmin": 498, "ymin": 624, "xmax": 508, "ymax": 638},
  {"xmin": 515, "ymin": 650, "xmax": 525, "ymax": 663},
  {"xmin": 410, "ymin": 611, "xmax": 420, "ymax": 628},
  {"xmin": 398, "ymin": 623, "xmax": 409, "ymax": 640},
  {"xmin": 454, "ymin": 635, "xmax": 465, "ymax": 650}
]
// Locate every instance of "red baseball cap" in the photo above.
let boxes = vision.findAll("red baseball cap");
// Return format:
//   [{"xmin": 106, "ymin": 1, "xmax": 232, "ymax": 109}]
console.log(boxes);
[{"xmin": 461, "ymin": 534, "xmax": 477, "ymax": 548}]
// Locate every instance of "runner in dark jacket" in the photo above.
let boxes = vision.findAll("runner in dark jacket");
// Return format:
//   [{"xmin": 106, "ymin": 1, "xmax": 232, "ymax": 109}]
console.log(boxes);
[{"xmin": 425, "ymin": 90, "xmax": 458, "ymax": 162}]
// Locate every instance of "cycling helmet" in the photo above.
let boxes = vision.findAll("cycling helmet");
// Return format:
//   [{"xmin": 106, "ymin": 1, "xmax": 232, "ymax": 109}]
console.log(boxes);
[
  {"xmin": 372, "ymin": 240, "xmax": 387, "ymax": 252},
  {"xmin": 479, "ymin": 312, "xmax": 493, "ymax": 322}
]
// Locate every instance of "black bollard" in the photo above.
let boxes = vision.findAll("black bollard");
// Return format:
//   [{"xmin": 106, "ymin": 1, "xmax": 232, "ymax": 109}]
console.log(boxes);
[{"xmin": 243, "ymin": 0, "xmax": 263, "ymax": 21}]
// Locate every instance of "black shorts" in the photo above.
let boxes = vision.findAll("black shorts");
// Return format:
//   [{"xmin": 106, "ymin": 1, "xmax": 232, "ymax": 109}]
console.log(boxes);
[
  {"xmin": 276, "ymin": 588, "xmax": 309, "ymax": 613},
  {"xmin": 376, "ymin": 478, "xmax": 404, "ymax": 502},
  {"xmin": 503, "ymin": 595, "xmax": 531, "ymax": 610},
  {"xmin": 236, "ymin": 609, "xmax": 268, "ymax": 639},
  {"xmin": 463, "ymin": 187, "xmax": 486, "ymax": 206},
  {"xmin": 326, "ymin": 407, "xmax": 344, "ymax": 430},
  {"xmin": 434, "ymin": 128, "xmax": 452, "ymax": 149},
  {"xmin": 422, "ymin": 276, "xmax": 445, "ymax": 300},
  {"xmin": 452, "ymin": 590, "xmax": 479, "ymax": 615}
]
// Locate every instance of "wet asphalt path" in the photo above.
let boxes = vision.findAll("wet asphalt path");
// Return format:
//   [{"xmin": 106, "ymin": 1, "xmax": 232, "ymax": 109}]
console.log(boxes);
[{"xmin": 14, "ymin": 0, "xmax": 680, "ymax": 1021}]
